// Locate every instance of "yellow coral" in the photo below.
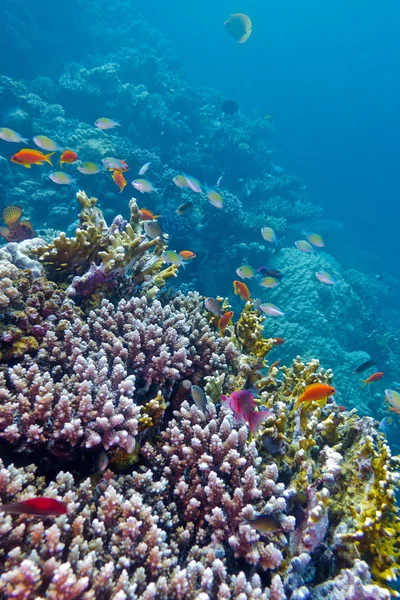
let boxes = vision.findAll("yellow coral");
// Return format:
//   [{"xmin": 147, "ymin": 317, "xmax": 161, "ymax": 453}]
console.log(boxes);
[{"xmin": 234, "ymin": 302, "xmax": 274, "ymax": 362}]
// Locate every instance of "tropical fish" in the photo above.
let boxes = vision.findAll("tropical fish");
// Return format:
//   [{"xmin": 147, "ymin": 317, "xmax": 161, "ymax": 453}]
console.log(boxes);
[
  {"xmin": 205, "ymin": 185, "xmax": 223, "ymax": 208},
  {"xmin": 184, "ymin": 174, "xmax": 203, "ymax": 194},
  {"xmin": 244, "ymin": 514, "xmax": 280, "ymax": 533},
  {"xmin": 224, "ymin": 13, "xmax": 252, "ymax": 43},
  {"xmin": 179, "ymin": 250, "xmax": 196, "ymax": 261},
  {"xmin": 95, "ymin": 118, "xmax": 120, "ymax": 130},
  {"xmin": 95, "ymin": 449, "xmax": 109, "ymax": 472},
  {"xmin": 353, "ymin": 358, "xmax": 381, "ymax": 375},
  {"xmin": 191, "ymin": 385, "xmax": 208, "ymax": 412},
  {"xmin": 176, "ymin": 201, "xmax": 193, "ymax": 215},
  {"xmin": 295, "ymin": 240, "xmax": 314, "ymax": 253},
  {"xmin": 257, "ymin": 266, "xmax": 283, "ymax": 280},
  {"xmin": 272, "ymin": 337, "xmax": 285, "ymax": 346},
  {"xmin": 233, "ymin": 280, "xmax": 251, "ymax": 301},
  {"xmin": 0, "ymin": 497, "xmax": 67, "ymax": 516},
  {"xmin": 139, "ymin": 208, "xmax": 161, "ymax": 221},
  {"xmin": 60, "ymin": 150, "xmax": 78, "ymax": 167},
  {"xmin": 221, "ymin": 390, "xmax": 270, "ymax": 434},
  {"xmin": 268, "ymin": 360, "xmax": 280, "ymax": 372},
  {"xmin": 0, "ymin": 205, "xmax": 35, "ymax": 243},
  {"xmin": 173, "ymin": 174, "xmax": 190, "ymax": 188},
  {"xmin": 33, "ymin": 135, "xmax": 63, "ymax": 152},
  {"xmin": 49, "ymin": 171, "xmax": 76, "ymax": 185},
  {"xmin": 259, "ymin": 276, "xmax": 279, "ymax": 289},
  {"xmin": 384, "ymin": 389, "xmax": 400, "ymax": 414},
  {"xmin": 218, "ymin": 311, "xmax": 234, "ymax": 335},
  {"xmin": 304, "ymin": 232, "xmax": 325, "ymax": 247},
  {"xmin": 260, "ymin": 303, "xmax": 284, "ymax": 317},
  {"xmin": 261, "ymin": 227, "xmax": 279, "ymax": 245},
  {"xmin": 221, "ymin": 100, "xmax": 238, "ymax": 116},
  {"xmin": 315, "ymin": 271, "xmax": 338, "ymax": 285},
  {"xmin": 379, "ymin": 416, "xmax": 394, "ymax": 435},
  {"xmin": 112, "ymin": 169, "xmax": 127, "ymax": 193},
  {"xmin": 132, "ymin": 179, "xmax": 159, "ymax": 194},
  {"xmin": 362, "ymin": 372, "xmax": 384, "ymax": 387},
  {"xmin": 144, "ymin": 221, "xmax": 164, "ymax": 239},
  {"xmin": 205, "ymin": 297, "xmax": 222, "ymax": 317},
  {"xmin": 77, "ymin": 161, "xmax": 103, "ymax": 175},
  {"xmin": 236, "ymin": 265, "xmax": 256, "ymax": 279},
  {"xmin": 138, "ymin": 161, "xmax": 151, "ymax": 175},
  {"xmin": 161, "ymin": 250, "xmax": 185, "ymax": 267},
  {"xmin": 293, "ymin": 383, "xmax": 336, "ymax": 411},
  {"xmin": 0, "ymin": 128, "xmax": 28, "ymax": 144},
  {"xmin": 11, "ymin": 148, "xmax": 54, "ymax": 168},
  {"xmin": 102, "ymin": 157, "xmax": 129, "ymax": 171}
]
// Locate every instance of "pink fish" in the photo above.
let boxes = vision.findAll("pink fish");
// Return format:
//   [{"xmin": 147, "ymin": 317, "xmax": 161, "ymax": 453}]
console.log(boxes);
[{"xmin": 221, "ymin": 390, "xmax": 270, "ymax": 433}]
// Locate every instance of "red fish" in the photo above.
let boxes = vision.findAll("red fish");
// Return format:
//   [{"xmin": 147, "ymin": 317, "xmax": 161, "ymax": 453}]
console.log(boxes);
[
  {"xmin": 139, "ymin": 208, "xmax": 161, "ymax": 221},
  {"xmin": 272, "ymin": 337, "xmax": 285, "ymax": 346},
  {"xmin": 268, "ymin": 360, "xmax": 280, "ymax": 373},
  {"xmin": 233, "ymin": 280, "xmax": 251, "ymax": 301},
  {"xmin": 218, "ymin": 311, "xmax": 234, "ymax": 335},
  {"xmin": 221, "ymin": 390, "xmax": 270, "ymax": 434},
  {"xmin": 0, "ymin": 497, "xmax": 67, "ymax": 516},
  {"xmin": 362, "ymin": 372, "xmax": 384, "ymax": 387},
  {"xmin": 0, "ymin": 205, "xmax": 36, "ymax": 243},
  {"xmin": 293, "ymin": 383, "xmax": 336, "ymax": 411},
  {"xmin": 60, "ymin": 150, "xmax": 78, "ymax": 167}
]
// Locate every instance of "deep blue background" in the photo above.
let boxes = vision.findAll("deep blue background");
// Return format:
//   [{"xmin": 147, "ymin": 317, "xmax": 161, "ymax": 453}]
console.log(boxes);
[{"xmin": 138, "ymin": 0, "xmax": 400, "ymax": 278}]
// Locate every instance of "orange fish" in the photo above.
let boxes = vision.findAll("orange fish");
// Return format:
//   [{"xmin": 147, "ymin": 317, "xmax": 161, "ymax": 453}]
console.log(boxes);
[
  {"xmin": 112, "ymin": 169, "xmax": 127, "ymax": 193},
  {"xmin": 233, "ymin": 280, "xmax": 251, "ymax": 301},
  {"xmin": 272, "ymin": 337, "xmax": 285, "ymax": 346},
  {"xmin": 218, "ymin": 311, "xmax": 234, "ymax": 335},
  {"xmin": 60, "ymin": 150, "xmax": 78, "ymax": 167},
  {"xmin": 362, "ymin": 371, "xmax": 384, "ymax": 387},
  {"xmin": 11, "ymin": 148, "xmax": 54, "ymax": 168},
  {"xmin": 139, "ymin": 208, "xmax": 161, "ymax": 221},
  {"xmin": 268, "ymin": 360, "xmax": 280, "ymax": 373},
  {"xmin": 179, "ymin": 250, "xmax": 196, "ymax": 261},
  {"xmin": 293, "ymin": 383, "xmax": 336, "ymax": 411},
  {"xmin": 0, "ymin": 497, "xmax": 67, "ymax": 516},
  {"xmin": 0, "ymin": 205, "xmax": 35, "ymax": 243}
]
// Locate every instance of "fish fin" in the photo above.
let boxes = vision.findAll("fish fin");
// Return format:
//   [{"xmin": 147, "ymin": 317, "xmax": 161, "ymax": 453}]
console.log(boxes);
[
  {"xmin": 22, "ymin": 163, "xmax": 31, "ymax": 168},
  {"xmin": 2, "ymin": 205, "xmax": 22, "ymax": 225},
  {"xmin": 44, "ymin": 152, "xmax": 55, "ymax": 166},
  {"xmin": 315, "ymin": 397, "xmax": 328, "ymax": 408},
  {"xmin": 0, "ymin": 227, "xmax": 10, "ymax": 240},
  {"xmin": 246, "ymin": 410, "xmax": 269, "ymax": 434}
]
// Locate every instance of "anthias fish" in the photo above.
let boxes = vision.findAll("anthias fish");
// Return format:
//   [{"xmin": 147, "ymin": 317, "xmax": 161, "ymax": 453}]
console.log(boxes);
[
  {"xmin": 0, "ymin": 497, "xmax": 67, "ymax": 516},
  {"xmin": 293, "ymin": 383, "xmax": 336, "ymax": 411},
  {"xmin": 218, "ymin": 311, "xmax": 234, "ymax": 335},
  {"xmin": 362, "ymin": 372, "xmax": 384, "ymax": 387},
  {"xmin": 221, "ymin": 390, "xmax": 270, "ymax": 434},
  {"xmin": 233, "ymin": 280, "xmax": 251, "ymax": 301},
  {"xmin": 11, "ymin": 148, "xmax": 54, "ymax": 168}
]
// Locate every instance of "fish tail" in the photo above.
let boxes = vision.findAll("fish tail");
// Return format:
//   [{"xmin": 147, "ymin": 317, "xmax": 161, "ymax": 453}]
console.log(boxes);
[
  {"xmin": 45, "ymin": 152, "xmax": 55, "ymax": 166},
  {"xmin": 246, "ymin": 410, "xmax": 269, "ymax": 434},
  {"xmin": 21, "ymin": 137, "xmax": 28, "ymax": 144}
]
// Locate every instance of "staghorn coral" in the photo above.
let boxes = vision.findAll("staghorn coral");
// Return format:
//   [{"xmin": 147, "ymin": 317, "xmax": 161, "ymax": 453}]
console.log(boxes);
[
  {"xmin": 0, "ymin": 392, "xmax": 397, "ymax": 599},
  {"xmin": 0, "ymin": 291, "xmax": 239, "ymax": 455}
]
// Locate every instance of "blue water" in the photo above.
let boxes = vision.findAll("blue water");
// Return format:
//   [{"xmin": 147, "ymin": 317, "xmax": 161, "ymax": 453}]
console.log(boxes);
[{"xmin": 139, "ymin": 0, "xmax": 400, "ymax": 280}]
